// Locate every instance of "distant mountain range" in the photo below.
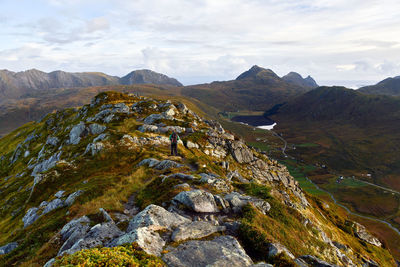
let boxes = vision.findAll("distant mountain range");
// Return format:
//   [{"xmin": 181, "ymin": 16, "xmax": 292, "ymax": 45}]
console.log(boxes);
[
  {"xmin": 0, "ymin": 68, "xmax": 182, "ymax": 101},
  {"xmin": 358, "ymin": 76, "xmax": 400, "ymax": 96},
  {"xmin": 182, "ymin": 65, "xmax": 318, "ymax": 111}
]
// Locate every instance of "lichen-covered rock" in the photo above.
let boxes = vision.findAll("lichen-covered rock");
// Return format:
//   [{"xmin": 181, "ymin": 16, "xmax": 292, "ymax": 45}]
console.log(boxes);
[
  {"xmin": 23, "ymin": 207, "xmax": 39, "ymax": 228},
  {"xmin": 138, "ymin": 124, "xmax": 159, "ymax": 132},
  {"xmin": 63, "ymin": 222, "xmax": 123, "ymax": 255},
  {"xmin": 58, "ymin": 216, "xmax": 91, "ymax": 256},
  {"xmin": 163, "ymin": 235, "xmax": 253, "ymax": 267},
  {"xmin": 88, "ymin": 123, "xmax": 106, "ymax": 135},
  {"xmin": 127, "ymin": 204, "xmax": 190, "ymax": 232},
  {"xmin": 42, "ymin": 198, "xmax": 65, "ymax": 215},
  {"xmin": 173, "ymin": 190, "xmax": 219, "ymax": 213},
  {"xmin": 65, "ymin": 190, "xmax": 84, "ymax": 206},
  {"xmin": 138, "ymin": 158, "xmax": 183, "ymax": 170},
  {"xmin": 353, "ymin": 222, "xmax": 382, "ymax": 247},
  {"xmin": 54, "ymin": 190, "xmax": 65, "ymax": 198},
  {"xmin": 31, "ymin": 151, "xmax": 62, "ymax": 177},
  {"xmin": 171, "ymin": 221, "xmax": 226, "ymax": 242},
  {"xmin": 0, "ymin": 242, "xmax": 18, "ymax": 255},
  {"xmin": 228, "ymin": 140, "xmax": 254, "ymax": 164},
  {"xmin": 69, "ymin": 122, "xmax": 87, "ymax": 144}
]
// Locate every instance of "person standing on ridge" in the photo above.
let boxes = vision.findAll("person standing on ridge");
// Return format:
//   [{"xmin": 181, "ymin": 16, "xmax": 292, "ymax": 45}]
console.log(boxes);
[{"xmin": 169, "ymin": 130, "xmax": 180, "ymax": 156}]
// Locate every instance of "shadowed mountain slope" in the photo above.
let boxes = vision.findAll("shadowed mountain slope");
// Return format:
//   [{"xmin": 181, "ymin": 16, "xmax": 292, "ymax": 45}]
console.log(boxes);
[{"xmin": 358, "ymin": 76, "xmax": 400, "ymax": 96}]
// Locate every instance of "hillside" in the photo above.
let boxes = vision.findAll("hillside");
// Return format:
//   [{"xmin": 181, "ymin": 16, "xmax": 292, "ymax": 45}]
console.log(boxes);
[
  {"xmin": 0, "ymin": 91, "xmax": 394, "ymax": 266},
  {"xmin": 0, "ymin": 69, "xmax": 182, "ymax": 102},
  {"xmin": 270, "ymin": 86, "xmax": 400, "ymax": 176},
  {"xmin": 268, "ymin": 86, "xmax": 400, "ymax": 223},
  {"xmin": 181, "ymin": 65, "xmax": 314, "ymax": 111},
  {"xmin": 358, "ymin": 76, "xmax": 400, "ymax": 96}
]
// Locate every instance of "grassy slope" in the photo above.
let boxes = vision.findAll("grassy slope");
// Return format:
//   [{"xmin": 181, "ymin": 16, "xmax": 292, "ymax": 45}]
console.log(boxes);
[{"xmin": 0, "ymin": 91, "xmax": 395, "ymax": 266}]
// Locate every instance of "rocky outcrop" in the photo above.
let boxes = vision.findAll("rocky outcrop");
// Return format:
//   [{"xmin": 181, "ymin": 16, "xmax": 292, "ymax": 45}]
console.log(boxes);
[
  {"xmin": 127, "ymin": 204, "xmax": 190, "ymax": 232},
  {"xmin": 163, "ymin": 235, "xmax": 253, "ymax": 267},
  {"xmin": 353, "ymin": 222, "xmax": 382, "ymax": 247},
  {"xmin": 138, "ymin": 158, "xmax": 183, "ymax": 171}
]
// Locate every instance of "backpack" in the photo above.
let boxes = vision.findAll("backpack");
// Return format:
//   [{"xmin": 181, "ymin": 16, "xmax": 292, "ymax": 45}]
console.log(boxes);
[{"xmin": 171, "ymin": 132, "xmax": 178, "ymax": 143}]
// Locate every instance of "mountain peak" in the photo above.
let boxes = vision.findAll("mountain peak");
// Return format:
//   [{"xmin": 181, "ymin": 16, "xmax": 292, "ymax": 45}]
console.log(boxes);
[
  {"xmin": 282, "ymin": 72, "xmax": 318, "ymax": 88},
  {"xmin": 236, "ymin": 65, "xmax": 278, "ymax": 80},
  {"xmin": 120, "ymin": 69, "xmax": 182, "ymax": 86}
]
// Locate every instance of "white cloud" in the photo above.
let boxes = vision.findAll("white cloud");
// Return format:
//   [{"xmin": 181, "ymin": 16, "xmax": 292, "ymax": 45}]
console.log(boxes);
[{"xmin": 0, "ymin": 0, "xmax": 400, "ymax": 85}]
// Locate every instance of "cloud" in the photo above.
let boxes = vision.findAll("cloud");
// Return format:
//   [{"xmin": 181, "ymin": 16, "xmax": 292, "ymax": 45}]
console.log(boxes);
[{"xmin": 1, "ymin": 0, "xmax": 400, "ymax": 86}]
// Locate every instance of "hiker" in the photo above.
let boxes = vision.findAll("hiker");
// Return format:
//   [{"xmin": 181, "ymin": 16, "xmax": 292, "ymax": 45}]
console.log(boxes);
[{"xmin": 169, "ymin": 131, "xmax": 180, "ymax": 156}]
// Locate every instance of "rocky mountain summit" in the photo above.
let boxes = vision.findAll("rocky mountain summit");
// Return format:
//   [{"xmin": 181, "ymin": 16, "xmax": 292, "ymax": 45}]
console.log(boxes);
[{"xmin": 0, "ymin": 91, "xmax": 395, "ymax": 266}]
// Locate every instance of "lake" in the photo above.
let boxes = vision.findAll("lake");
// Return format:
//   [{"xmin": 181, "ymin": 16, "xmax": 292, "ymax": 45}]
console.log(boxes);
[{"xmin": 231, "ymin": 115, "xmax": 276, "ymax": 130}]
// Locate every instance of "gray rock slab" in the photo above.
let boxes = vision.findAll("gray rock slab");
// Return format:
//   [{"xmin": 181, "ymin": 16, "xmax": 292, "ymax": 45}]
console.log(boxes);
[
  {"xmin": 163, "ymin": 235, "xmax": 253, "ymax": 267},
  {"xmin": 0, "ymin": 242, "xmax": 18, "ymax": 255},
  {"xmin": 172, "ymin": 221, "xmax": 226, "ymax": 242}
]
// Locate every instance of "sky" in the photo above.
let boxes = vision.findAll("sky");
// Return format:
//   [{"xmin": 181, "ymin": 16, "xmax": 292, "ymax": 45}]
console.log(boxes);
[{"xmin": 1, "ymin": 0, "xmax": 400, "ymax": 87}]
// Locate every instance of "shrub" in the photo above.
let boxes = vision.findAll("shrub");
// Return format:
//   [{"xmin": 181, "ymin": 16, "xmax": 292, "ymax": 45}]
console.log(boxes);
[{"xmin": 53, "ymin": 243, "xmax": 165, "ymax": 267}]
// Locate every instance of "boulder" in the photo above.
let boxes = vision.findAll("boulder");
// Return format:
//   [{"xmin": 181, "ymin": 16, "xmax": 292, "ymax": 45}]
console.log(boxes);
[
  {"xmin": 163, "ymin": 235, "xmax": 253, "ymax": 267},
  {"xmin": 127, "ymin": 204, "xmax": 190, "ymax": 232},
  {"xmin": 109, "ymin": 226, "xmax": 166, "ymax": 256},
  {"xmin": 250, "ymin": 263, "xmax": 273, "ymax": 267},
  {"xmin": 23, "ymin": 207, "xmax": 39, "ymax": 228},
  {"xmin": 173, "ymin": 190, "xmax": 219, "ymax": 213},
  {"xmin": 0, "ymin": 242, "xmax": 18, "ymax": 255},
  {"xmin": 171, "ymin": 221, "xmax": 226, "ymax": 242},
  {"xmin": 299, "ymin": 255, "xmax": 339, "ymax": 267}
]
